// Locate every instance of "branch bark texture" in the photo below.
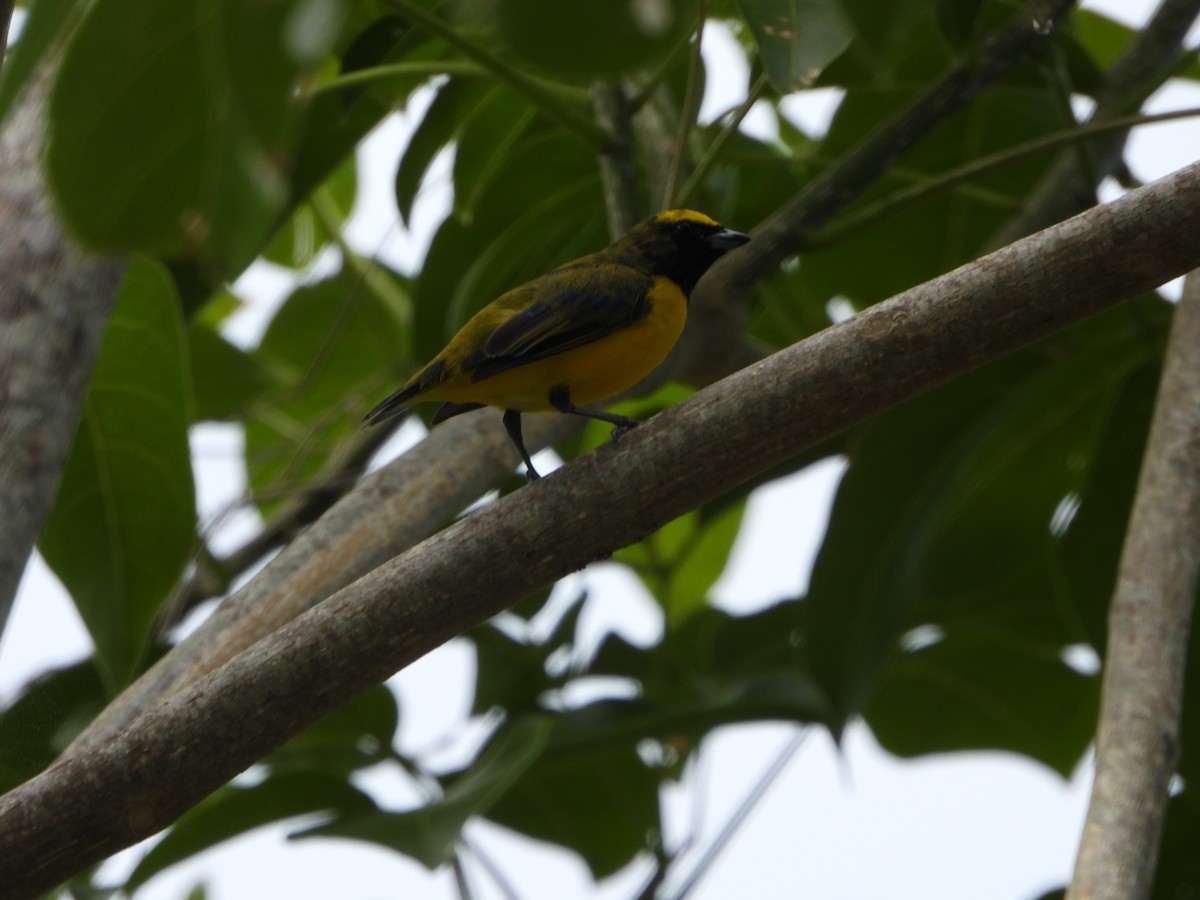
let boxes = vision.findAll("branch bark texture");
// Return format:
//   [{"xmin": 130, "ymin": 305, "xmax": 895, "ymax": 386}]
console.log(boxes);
[
  {"xmin": 0, "ymin": 66, "xmax": 125, "ymax": 636},
  {"xmin": 2, "ymin": 159, "xmax": 1200, "ymax": 900},
  {"xmin": 1067, "ymin": 270, "xmax": 1200, "ymax": 899}
]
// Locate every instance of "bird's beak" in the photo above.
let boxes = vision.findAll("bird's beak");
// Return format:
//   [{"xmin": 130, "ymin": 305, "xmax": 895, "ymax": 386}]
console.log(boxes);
[{"xmin": 708, "ymin": 228, "xmax": 751, "ymax": 250}]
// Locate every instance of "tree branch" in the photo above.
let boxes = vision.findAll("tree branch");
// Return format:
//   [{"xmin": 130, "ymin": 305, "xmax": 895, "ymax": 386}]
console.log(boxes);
[
  {"xmin": 67, "ymin": 409, "xmax": 580, "ymax": 755},
  {"xmin": 0, "ymin": 63, "xmax": 125, "ymax": 638},
  {"xmin": 990, "ymin": 0, "xmax": 1200, "ymax": 246},
  {"xmin": 672, "ymin": 0, "xmax": 1077, "ymax": 388},
  {"xmin": 382, "ymin": 0, "xmax": 607, "ymax": 149},
  {"xmin": 1066, "ymin": 269, "xmax": 1200, "ymax": 899},
  {"xmin": 4, "ymin": 157, "xmax": 1200, "ymax": 900},
  {"xmin": 591, "ymin": 81, "xmax": 643, "ymax": 235}
]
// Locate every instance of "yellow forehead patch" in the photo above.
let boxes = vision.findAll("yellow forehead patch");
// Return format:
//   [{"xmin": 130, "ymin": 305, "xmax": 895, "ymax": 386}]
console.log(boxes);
[{"xmin": 656, "ymin": 209, "xmax": 719, "ymax": 226}]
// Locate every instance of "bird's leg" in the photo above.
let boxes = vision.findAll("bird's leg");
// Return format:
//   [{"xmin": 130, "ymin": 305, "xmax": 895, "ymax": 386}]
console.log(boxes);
[
  {"xmin": 503, "ymin": 409, "xmax": 541, "ymax": 481},
  {"xmin": 548, "ymin": 386, "xmax": 640, "ymax": 441}
]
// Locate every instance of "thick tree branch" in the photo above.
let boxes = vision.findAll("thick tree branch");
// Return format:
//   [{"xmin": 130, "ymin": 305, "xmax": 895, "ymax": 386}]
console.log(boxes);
[
  {"xmin": 4, "ymin": 158, "xmax": 1200, "ymax": 900},
  {"xmin": 1066, "ymin": 269, "xmax": 1200, "ymax": 900},
  {"xmin": 0, "ymin": 65, "xmax": 125, "ymax": 637}
]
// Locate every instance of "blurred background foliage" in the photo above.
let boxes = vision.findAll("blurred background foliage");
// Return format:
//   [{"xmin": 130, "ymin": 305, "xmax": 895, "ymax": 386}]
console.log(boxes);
[{"xmin": 2, "ymin": 0, "xmax": 1199, "ymax": 895}]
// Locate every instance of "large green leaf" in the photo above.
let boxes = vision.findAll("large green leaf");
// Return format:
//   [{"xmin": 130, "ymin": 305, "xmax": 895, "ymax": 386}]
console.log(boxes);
[
  {"xmin": 802, "ymin": 78, "xmax": 1073, "ymax": 308},
  {"xmin": 485, "ymin": 739, "xmax": 658, "ymax": 878},
  {"xmin": 39, "ymin": 258, "xmax": 196, "ymax": 689},
  {"xmin": 187, "ymin": 322, "xmax": 276, "ymax": 422},
  {"xmin": 804, "ymin": 305, "xmax": 1162, "ymax": 724},
  {"xmin": 865, "ymin": 626, "xmax": 1098, "ymax": 776},
  {"xmin": 394, "ymin": 78, "xmax": 496, "ymax": 225},
  {"xmin": 496, "ymin": 0, "xmax": 694, "ymax": 78},
  {"xmin": 735, "ymin": 0, "xmax": 854, "ymax": 90},
  {"xmin": 47, "ymin": 0, "xmax": 342, "ymax": 276},
  {"xmin": 820, "ymin": 0, "xmax": 946, "ymax": 86}
]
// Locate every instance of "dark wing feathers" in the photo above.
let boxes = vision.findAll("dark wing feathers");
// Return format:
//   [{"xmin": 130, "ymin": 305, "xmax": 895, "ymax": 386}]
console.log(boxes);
[{"xmin": 464, "ymin": 263, "xmax": 653, "ymax": 383}]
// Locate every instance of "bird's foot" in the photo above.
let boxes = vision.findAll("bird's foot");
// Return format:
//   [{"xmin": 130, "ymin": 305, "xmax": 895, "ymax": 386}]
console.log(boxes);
[{"xmin": 610, "ymin": 419, "xmax": 639, "ymax": 442}]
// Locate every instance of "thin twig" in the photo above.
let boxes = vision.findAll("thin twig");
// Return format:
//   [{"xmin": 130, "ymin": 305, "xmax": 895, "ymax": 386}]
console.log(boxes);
[
  {"xmin": 811, "ymin": 106, "xmax": 1200, "ymax": 248},
  {"xmin": 674, "ymin": 72, "xmax": 769, "ymax": 208},
  {"xmin": 990, "ymin": 0, "xmax": 1200, "ymax": 246},
  {"xmin": 383, "ymin": 0, "xmax": 607, "ymax": 149},
  {"xmin": 662, "ymin": 4, "xmax": 706, "ymax": 209},
  {"xmin": 461, "ymin": 835, "xmax": 523, "ymax": 900},
  {"xmin": 670, "ymin": 729, "xmax": 809, "ymax": 900}
]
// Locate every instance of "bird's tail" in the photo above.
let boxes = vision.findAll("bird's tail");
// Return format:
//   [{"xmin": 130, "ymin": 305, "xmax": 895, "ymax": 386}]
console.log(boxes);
[
  {"xmin": 365, "ymin": 358, "xmax": 452, "ymax": 426},
  {"xmin": 363, "ymin": 383, "xmax": 421, "ymax": 426}
]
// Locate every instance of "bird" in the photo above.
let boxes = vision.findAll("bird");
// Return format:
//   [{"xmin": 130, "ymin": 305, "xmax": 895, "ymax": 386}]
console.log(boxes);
[{"xmin": 364, "ymin": 209, "xmax": 751, "ymax": 480}]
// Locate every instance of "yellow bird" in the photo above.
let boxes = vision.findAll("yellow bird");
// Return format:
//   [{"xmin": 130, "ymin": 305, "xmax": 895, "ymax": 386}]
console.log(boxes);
[{"xmin": 365, "ymin": 209, "xmax": 750, "ymax": 479}]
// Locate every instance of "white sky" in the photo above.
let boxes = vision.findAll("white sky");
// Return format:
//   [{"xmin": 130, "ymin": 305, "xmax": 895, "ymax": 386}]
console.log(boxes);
[{"xmin": 3, "ymin": 1, "xmax": 1199, "ymax": 897}]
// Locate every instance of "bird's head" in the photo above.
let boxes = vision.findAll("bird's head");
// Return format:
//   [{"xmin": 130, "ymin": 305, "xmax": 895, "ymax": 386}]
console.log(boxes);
[{"xmin": 611, "ymin": 209, "xmax": 751, "ymax": 295}]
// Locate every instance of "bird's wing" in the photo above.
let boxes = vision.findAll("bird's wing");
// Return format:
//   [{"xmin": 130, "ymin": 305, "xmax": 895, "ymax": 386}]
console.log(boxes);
[{"xmin": 462, "ymin": 262, "xmax": 654, "ymax": 382}]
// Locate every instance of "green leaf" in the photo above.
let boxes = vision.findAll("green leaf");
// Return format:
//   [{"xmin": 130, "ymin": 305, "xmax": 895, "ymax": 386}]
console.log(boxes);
[
  {"xmin": 486, "ymin": 740, "xmax": 658, "ymax": 878},
  {"xmin": 452, "ymin": 88, "xmax": 539, "ymax": 221},
  {"xmin": 188, "ymin": 323, "xmax": 276, "ymax": 422},
  {"xmin": 263, "ymin": 157, "xmax": 358, "ymax": 270},
  {"xmin": 39, "ymin": 258, "xmax": 196, "ymax": 690},
  {"xmin": 735, "ymin": 0, "xmax": 854, "ymax": 90},
  {"xmin": 394, "ymin": 78, "xmax": 496, "ymax": 225},
  {"xmin": 47, "ymin": 0, "xmax": 336, "ymax": 276},
  {"xmin": 125, "ymin": 773, "xmax": 377, "ymax": 890},
  {"xmin": 865, "ymin": 626, "xmax": 1098, "ymax": 776},
  {"xmin": 496, "ymin": 0, "xmax": 694, "ymax": 78},
  {"xmin": 615, "ymin": 501, "xmax": 746, "ymax": 624},
  {"xmin": 1068, "ymin": 8, "xmax": 1137, "ymax": 73},
  {"xmin": 289, "ymin": 12, "xmax": 429, "ymax": 215},
  {"xmin": 300, "ymin": 716, "xmax": 553, "ymax": 868},
  {"xmin": 1152, "ymin": 791, "xmax": 1200, "ymax": 897},
  {"xmin": 934, "ymin": 0, "xmax": 988, "ymax": 48},
  {"xmin": 266, "ymin": 685, "xmax": 399, "ymax": 775},
  {"xmin": 832, "ymin": 0, "xmax": 944, "ymax": 80},
  {"xmin": 803, "ymin": 79, "xmax": 1073, "ymax": 306},
  {"xmin": 804, "ymin": 311, "xmax": 1160, "ymax": 722},
  {"xmin": 244, "ymin": 266, "xmax": 407, "ymax": 518},
  {"xmin": 0, "ymin": 0, "xmax": 90, "ymax": 126},
  {"xmin": 0, "ymin": 661, "xmax": 107, "ymax": 795}
]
